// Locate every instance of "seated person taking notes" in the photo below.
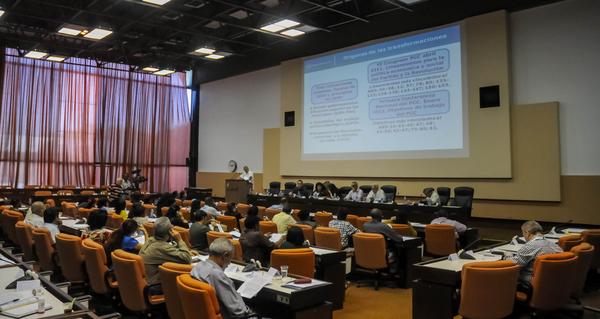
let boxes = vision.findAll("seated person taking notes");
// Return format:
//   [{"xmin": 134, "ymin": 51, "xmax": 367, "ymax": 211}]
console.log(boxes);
[
  {"xmin": 296, "ymin": 209, "xmax": 316, "ymax": 228},
  {"xmin": 240, "ymin": 216, "xmax": 285, "ymax": 266},
  {"xmin": 272, "ymin": 207, "xmax": 296, "ymax": 233},
  {"xmin": 363, "ymin": 209, "xmax": 403, "ymax": 244},
  {"xmin": 365, "ymin": 184, "xmax": 386, "ymax": 203},
  {"xmin": 423, "ymin": 188, "xmax": 440, "ymax": 206},
  {"xmin": 344, "ymin": 181, "xmax": 364, "ymax": 202},
  {"xmin": 329, "ymin": 208, "xmax": 360, "ymax": 249},
  {"xmin": 430, "ymin": 209, "xmax": 467, "ymax": 237},
  {"xmin": 280, "ymin": 227, "xmax": 310, "ymax": 249}
]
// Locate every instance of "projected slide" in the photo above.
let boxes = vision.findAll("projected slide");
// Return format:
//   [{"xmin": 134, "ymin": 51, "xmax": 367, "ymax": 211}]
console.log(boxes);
[{"xmin": 303, "ymin": 25, "xmax": 467, "ymax": 160}]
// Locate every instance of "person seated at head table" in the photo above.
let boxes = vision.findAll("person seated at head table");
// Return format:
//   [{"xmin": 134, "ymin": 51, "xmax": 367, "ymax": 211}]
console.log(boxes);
[
  {"xmin": 344, "ymin": 181, "xmax": 364, "ymax": 202},
  {"xmin": 290, "ymin": 179, "xmax": 306, "ymax": 197},
  {"xmin": 167, "ymin": 204, "xmax": 189, "ymax": 229},
  {"xmin": 85, "ymin": 210, "xmax": 111, "ymax": 245},
  {"xmin": 505, "ymin": 220, "xmax": 562, "ymax": 293},
  {"xmin": 201, "ymin": 197, "xmax": 221, "ymax": 217},
  {"xmin": 43, "ymin": 206, "xmax": 61, "ymax": 243},
  {"xmin": 272, "ymin": 207, "xmax": 296, "ymax": 234},
  {"xmin": 313, "ymin": 182, "xmax": 332, "ymax": 198},
  {"xmin": 139, "ymin": 217, "xmax": 193, "ymax": 285},
  {"xmin": 324, "ymin": 181, "xmax": 337, "ymax": 197},
  {"xmin": 25, "ymin": 201, "xmax": 45, "ymax": 228},
  {"xmin": 240, "ymin": 216, "xmax": 285, "ymax": 267},
  {"xmin": 191, "ymin": 238, "xmax": 256, "ymax": 319},
  {"xmin": 129, "ymin": 203, "xmax": 148, "ymax": 226},
  {"xmin": 365, "ymin": 184, "xmax": 386, "ymax": 203},
  {"xmin": 113, "ymin": 198, "xmax": 128, "ymax": 220},
  {"xmin": 328, "ymin": 208, "xmax": 360, "ymax": 249},
  {"xmin": 190, "ymin": 210, "xmax": 212, "ymax": 252},
  {"xmin": 430, "ymin": 209, "xmax": 467, "ymax": 237},
  {"xmin": 391, "ymin": 209, "xmax": 417, "ymax": 237},
  {"xmin": 296, "ymin": 209, "xmax": 316, "ymax": 228},
  {"xmin": 105, "ymin": 219, "xmax": 143, "ymax": 260},
  {"xmin": 280, "ymin": 226, "xmax": 310, "ymax": 249},
  {"xmin": 421, "ymin": 188, "xmax": 440, "ymax": 206}
]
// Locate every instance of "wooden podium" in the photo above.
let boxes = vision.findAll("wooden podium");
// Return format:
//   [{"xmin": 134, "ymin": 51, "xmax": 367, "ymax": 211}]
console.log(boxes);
[{"xmin": 225, "ymin": 179, "xmax": 250, "ymax": 203}]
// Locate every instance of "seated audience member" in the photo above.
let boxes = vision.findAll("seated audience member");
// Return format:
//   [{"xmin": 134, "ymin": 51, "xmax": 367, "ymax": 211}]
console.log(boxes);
[
  {"xmin": 365, "ymin": 184, "xmax": 386, "ymax": 203},
  {"xmin": 392, "ymin": 209, "xmax": 417, "ymax": 237},
  {"xmin": 268, "ymin": 197, "xmax": 288, "ymax": 211},
  {"xmin": 86, "ymin": 210, "xmax": 111, "ymax": 245},
  {"xmin": 430, "ymin": 209, "xmax": 467, "ymax": 237},
  {"xmin": 422, "ymin": 188, "xmax": 440, "ymax": 206},
  {"xmin": 191, "ymin": 238, "xmax": 255, "ymax": 319},
  {"xmin": 201, "ymin": 197, "xmax": 221, "ymax": 217},
  {"xmin": 43, "ymin": 207, "xmax": 61, "ymax": 243},
  {"xmin": 25, "ymin": 201, "xmax": 45, "ymax": 228},
  {"xmin": 113, "ymin": 198, "xmax": 128, "ymax": 220},
  {"xmin": 167, "ymin": 204, "xmax": 189, "ymax": 229},
  {"xmin": 155, "ymin": 192, "xmax": 175, "ymax": 212},
  {"xmin": 139, "ymin": 217, "xmax": 193, "ymax": 285},
  {"xmin": 344, "ymin": 181, "xmax": 364, "ymax": 202},
  {"xmin": 97, "ymin": 198, "xmax": 109, "ymax": 214},
  {"xmin": 272, "ymin": 207, "xmax": 296, "ymax": 233},
  {"xmin": 246, "ymin": 205, "xmax": 259, "ymax": 218},
  {"xmin": 280, "ymin": 227, "xmax": 309, "ymax": 249},
  {"xmin": 190, "ymin": 210, "xmax": 212, "ymax": 251},
  {"xmin": 328, "ymin": 208, "xmax": 360, "ymax": 249},
  {"xmin": 224, "ymin": 202, "xmax": 242, "ymax": 228},
  {"xmin": 130, "ymin": 192, "xmax": 144, "ymax": 205},
  {"xmin": 129, "ymin": 203, "xmax": 148, "ymax": 226},
  {"xmin": 78, "ymin": 198, "xmax": 96, "ymax": 208},
  {"xmin": 190, "ymin": 199, "xmax": 202, "ymax": 214},
  {"xmin": 240, "ymin": 216, "xmax": 284, "ymax": 266},
  {"xmin": 363, "ymin": 209, "xmax": 403, "ymax": 243},
  {"xmin": 105, "ymin": 219, "xmax": 142, "ymax": 261},
  {"xmin": 507, "ymin": 220, "xmax": 562, "ymax": 292},
  {"xmin": 296, "ymin": 209, "xmax": 316, "ymax": 228}
]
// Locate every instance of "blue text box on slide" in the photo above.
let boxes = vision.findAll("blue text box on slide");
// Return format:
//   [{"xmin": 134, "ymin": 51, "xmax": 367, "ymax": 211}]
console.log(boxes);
[
  {"xmin": 367, "ymin": 49, "xmax": 450, "ymax": 84},
  {"xmin": 369, "ymin": 90, "xmax": 450, "ymax": 120},
  {"xmin": 310, "ymin": 79, "xmax": 358, "ymax": 105}
]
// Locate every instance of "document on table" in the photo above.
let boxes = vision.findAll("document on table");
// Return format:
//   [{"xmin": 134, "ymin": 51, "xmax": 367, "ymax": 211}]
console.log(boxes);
[
  {"xmin": 236, "ymin": 269, "xmax": 277, "ymax": 299},
  {"xmin": 269, "ymin": 233, "xmax": 283, "ymax": 243},
  {"xmin": 282, "ymin": 278, "xmax": 328, "ymax": 290}
]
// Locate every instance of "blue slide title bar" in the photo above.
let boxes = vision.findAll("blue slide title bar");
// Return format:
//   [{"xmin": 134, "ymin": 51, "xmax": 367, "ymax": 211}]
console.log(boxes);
[{"xmin": 304, "ymin": 25, "xmax": 460, "ymax": 74}]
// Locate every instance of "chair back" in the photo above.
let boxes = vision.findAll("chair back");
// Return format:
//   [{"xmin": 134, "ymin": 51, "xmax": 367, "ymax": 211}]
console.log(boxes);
[
  {"xmin": 182, "ymin": 200, "xmax": 194, "ymax": 207},
  {"xmin": 111, "ymin": 249, "xmax": 148, "ymax": 312},
  {"xmin": 425, "ymin": 224, "xmax": 457, "ymax": 256},
  {"xmin": 45, "ymin": 199, "xmax": 56, "ymax": 207},
  {"xmin": 32, "ymin": 227, "xmax": 56, "ymax": 271},
  {"xmin": 143, "ymin": 204, "xmax": 156, "ymax": 216},
  {"xmin": 126, "ymin": 200, "xmax": 134, "ymax": 211},
  {"xmin": 290, "ymin": 224, "xmax": 314, "ymax": 244},
  {"xmin": 173, "ymin": 226, "xmax": 192, "ymax": 248},
  {"xmin": 352, "ymin": 233, "xmax": 387, "ymax": 270},
  {"xmin": 529, "ymin": 252, "xmax": 578, "ymax": 311},
  {"xmin": 453, "ymin": 187, "xmax": 474, "ymax": 208},
  {"xmin": 3, "ymin": 210, "xmax": 23, "ymax": 244},
  {"xmin": 176, "ymin": 274, "xmax": 223, "ymax": 319},
  {"xmin": 206, "ymin": 231, "xmax": 233, "ymax": 246},
  {"xmin": 391, "ymin": 224, "xmax": 413, "ymax": 237},
  {"xmin": 356, "ymin": 216, "xmax": 372, "ymax": 231},
  {"xmin": 336, "ymin": 186, "xmax": 351, "ymax": 198},
  {"xmin": 231, "ymin": 239, "xmax": 243, "ymax": 261},
  {"xmin": 81, "ymin": 239, "xmax": 110, "ymax": 294},
  {"xmin": 78, "ymin": 208, "xmax": 98, "ymax": 219},
  {"xmin": 256, "ymin": 206, "xmax": 266, "ymax": 219},
  {"xmin": 302, "ymin": 183, "xmax": 314, "ymax": 194},
  {"xmin": 380, "ymin": 185, "xmax": 397, "ymax": 202},
  {"xmin": 271, "ymin": 248, "xmax": 315, "ymax": 278},
  {"xmin": 236, "ymin": 204, "xmax": 251, "ymax": 216},
  {"xmin": 314, "ymin": 212, "xmax": 333, "ymax": 227},
  {"xmin": 582, "ymin": 229, "xmax": 600, "ymax": 268},
  {"xmin": 216, "ymin": 215, "xmax": 237, "ymax": 232},
  {"xmin": 58, "ymin": 189, "xmax": 74, "ymax": 195},
  {"xmin": 106, "ymin": 213, "xmax": 124, "ymax": 229},
  {"xmin": 558, "ymin": 234, "xmax": 582, "ymax": 252},
  {"xmin": 358, "ymin": 185, "xmax": 372, "ymax": 196},
  {"xmin": 284, "ymin": 182, "xmax": 296, "ymax": 191},
  {"xmin": 159, "ymin": 263, "xmax": 193, "ymax": 319},
  {"xmin": 161, "ymin": 207, "xmax": 169, "ymax": 217},
  {"xmin": 436, "ymin": 187, "xmax": 451, "ymax": 206},
  {"xmin": 314, "ymin": 227, "xmax": 342, "ymax": 250},
  {"xmin": 175, "ymin": 199, "xmax": 183, "ymax": 207},
  {"xmin": 80, "ymin": 190, "xmax": 95, "ymax": 195},
  {"xmin": 34, "ymin": 190, "xmax": 52, "ymax": 196},
  {"xmin": 346, "ymin": 214, "xmax": 359, "ymax": 227},
  {"xmin": 62, "ymin": 203, "xmax": 78, "ymax": 218},
  {"xmin": 570, "ymin": 243, "xmax": 595, "ymax": 297},
  {"xmin": 259, "ymin": 221, "xmax": 278, "ymax": 235},
  {"xmin": 180, "ymin": 209, "xmax": 191, "ymax": 222},
  {"xmin": 216, "ymin": 202, "xmax": 228, "ymax": 212},
  {"xmin": 459, "ymin": 261, "xmax": 520, "ymax": 319},
  {"xmin": 143, "ymin": 222, "xmax": 155, "ymax": 236},
  {"xmin": 264, "ymin": 208, "xmax": 280, "ymax": 220},
  {"xmin": 269, "ymin": 181, "xmax": 281, "ymax": 194},
  {"xmin": 15, "ymin": 221, "xmax": 35, "ymax": 261},
  {"xmin": 56, "ymin": 233, "xmax": 86, "ymax": 282}
]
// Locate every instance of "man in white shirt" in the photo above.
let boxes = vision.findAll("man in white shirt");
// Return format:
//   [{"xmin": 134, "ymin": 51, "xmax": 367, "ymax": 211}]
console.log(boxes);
[
  {"xmin": 25, "ymin": 201, "xmax": 46, "ymax": 228},
  {"xmin": 344, "ymin": 181, "xmax": 363, "ymax": 202},
  {"xmin": 43, "ymin": 207, "xmax": 61, "ymax": 243},
  {"xmin": 239, "ymin": 166, "xmax": 254, "ymax": 192},
  {"xmin": 365, "ymin": 184, "xmax": 386, "ymax": 203},
  {"xmin": 424, "ymin": 188, "xmax": 440, "ymax": 206}
]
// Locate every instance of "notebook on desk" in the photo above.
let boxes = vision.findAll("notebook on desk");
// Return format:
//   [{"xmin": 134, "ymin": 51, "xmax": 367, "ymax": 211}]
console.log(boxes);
[{"xmin": 0, "ymin": 302, "xmax": 52, "ymax": 318}]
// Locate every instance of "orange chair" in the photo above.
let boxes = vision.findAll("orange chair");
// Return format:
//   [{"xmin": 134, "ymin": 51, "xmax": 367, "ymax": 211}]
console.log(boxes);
[
  {"xmin": 126, "ymin": 200, "xmax": 134, "ymax": 211},
  {"xmin": 173, "ymin": 226, "xmax": 192, "ymax": 248},
  {"xmin": 159, "ymin": 263, "xmax": 193, "ymax": 319},
  {"xmin": 217, "ymin": 215, "xmax": 238, "ymax": 232},
  {"xmin": 264, "ymin": 208, "xmax": 280, "ymax": 220},
  {"xmin": 271, "ymin": 248, "xmax": 315, "ymax": 278},
  {"xmin": 391, "ymin": 224, "xmax": 415, "ymax": 237},
  {"xmin": 356, "ymin": 217, "xmax": 372, "ymax": 231},
  {"xmin": 314, "ymin": 227, "xmax": 342, "ymax": 250},
  {"xmin": 425, "ymin": 224, "xmax": 457, "ymax": 257},
  {"xmin": 175, "ymin": 199, "xmax": 183, "ymax": 207},
  {"xmin": 176, "ymin": 274, "xmax": 223, "ymax": 319},
  {"xmin": 181, "ymin": 209, "xmax": 191, "ymax": 223},
  {"xmin": 216, "ymin": 202, "xmax": 228, "ymax": 212},
  {"xmin": 352, "ymin": 233, "xmax": 389, "ymax": 290},
  {"xmin": 143, "ymin": 204, "xmax": 156, "ymax": 216},
  {"xmin": 160, "ymin": 207, "xmax": 169, "ymax": 217},
  {"xmin": 58, "ymin": 189, "xmax": 74, "ymax": 195},
  {"xmin": 56, "ymin": 233, "xmax": 86, "ymax": 282},
  {"xmin": 111, "ymin": 249, "xmax": 164, "ymax": 313},
  {"xmin": 34, "ymin": 190, "xmax": 52, "ymax": 196},
  {"xmin": 570, "ymin": 243, "xmax": 595, "ymax": 299},
  {"xmin": 558, "ymin": 234, "xmax": 583, "ymax": 252},
  {"xmin": 256, "ymin": 206, "xmax": 266, "ymax": 218},
  {"xmin": 259, "ymin": 221, "xmax": 278, "ymax": 235},
  {"xmin": 44, "ymin": 199, "xmax": 56, "ymax": 207},
  {"xmin": 32, "ymin": 227, "xmax": 57, "ymax": 271},
  {"xmin": 62, "ymin": 203, "xmax": 78, "ymax": 218},
  {"xmin": 78, "ymin": 207, "xmax": 98, "ymax": 219},
  {"xmin": 290, "ymin": 224, "xmax": 315, "ymax": 245},
  {"xmin": 314, "ymin": 212, "xmax": 333, "ymax": 228},
  {"xmin": 206, "ymin": 231, "xmax": 233, "ymax": 246},
  {"xmin": 2, "ymin": 210, "xmax": 24, "ymax": 244},
  {"xmin": 459, "ymin": 261, "xmax": 520, "ymax": 318},
  {"xmin": 81, "ymin": 239, "xmax": 112, "ymax": 294},
  {"xmin": 15, "ymin": 221, "xmax": 35, "ymax": 261},
  {"xmin": 515, "ymin": 252, "xmax": 578, "ymax": 311},
  {"xmin": 236, "ymin": 203, "xmax": 251, "ymax": 216},
  {"xmin": 346, "ymin": 214, "xmax": 359, "ymax": 228},
  {"xmin": 106, "ymin": 213, "xmax": 124, "ymax": 229},
  {"xmin": 581, "ymin": 229, "xmax": 600, "ymax": 269},
  {"xmin": 80, "ymin": 190, "xmax": 95, "ymax": 195},
  {"xmin": 182, "ymin": 200, "xmax": 194, "ymax": 207},
  {"xmin": 143, "ymin": 222, "xmax": 155, "ymax": 237},
  {"xmin": 231, "ymin": 239, "xmax": 243, "ymax": 261},
  {"xmin": 239, "ymin": 218, "xmax": 246, "ymax": 233}
]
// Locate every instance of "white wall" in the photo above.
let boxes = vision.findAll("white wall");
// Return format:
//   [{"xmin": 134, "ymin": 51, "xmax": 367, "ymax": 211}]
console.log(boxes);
[
  {"xmin": 198, "ymin": 66, "xmax": 280, "ymax": 172},
  {"xmin": 510, "ymin": 0, "xmax": 600, "ymax": 175}
]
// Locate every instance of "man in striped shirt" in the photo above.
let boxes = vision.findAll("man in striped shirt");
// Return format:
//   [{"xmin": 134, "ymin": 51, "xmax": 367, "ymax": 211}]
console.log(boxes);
[
  {"xmin": 507, "ymin": 220, "xmax": 562, "ymax": 291},
  {"xmin": 108, "ymin": 178, "xmax": 125, "ymax": 204}
]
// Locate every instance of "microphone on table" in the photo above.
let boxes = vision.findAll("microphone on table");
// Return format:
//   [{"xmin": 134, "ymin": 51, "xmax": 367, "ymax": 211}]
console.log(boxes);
[
  {"xmin": 5, "ymin": 270, "xmax": 38, "ymax": 289},
  {"xmin": 457, "ymin": 238, "xmax": 481, "ymax": 260},
  {"xmin": 549, "ymin": 219, "xmax": 573, "ymax": 234}
]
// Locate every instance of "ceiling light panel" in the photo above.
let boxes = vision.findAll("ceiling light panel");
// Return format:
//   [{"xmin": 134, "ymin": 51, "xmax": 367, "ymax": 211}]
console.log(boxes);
[
  {"xmin": 281, "ymin": 29, "xmax": 305, "ymax": 37},
  {"xmin": 195, "ymin": 47, "xmax": 215, "ymax": 54},
  {"xmin": 143, "ymin": 0, "xmax": 171, "ymax": 5},
  {"xmin": 84, "ymin": 28, "xmax": 112, "ymax": 40},
  {"xmin": 153, "ymin": 69, "xmax": 175, "ymax": 75},
  {"xmin": 46, "ymin": 56, "xmax": 67, "ymax": 62},
  {"xmin": 143, "ymin": 67, "xmax": 160, "ymax": 72},
  {"xmin": 24, "ymin": 51, "xmax": 47, "ymax": 59},
  {"xmin": 205, "ymin": 54, "xmax": 224, "ymax": 60}
]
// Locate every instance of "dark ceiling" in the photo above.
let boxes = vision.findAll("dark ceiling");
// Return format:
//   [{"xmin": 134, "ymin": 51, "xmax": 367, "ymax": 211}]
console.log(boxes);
[{"xmin": 0, "ymin": 0, "xmax": 565, "ymax": 84}]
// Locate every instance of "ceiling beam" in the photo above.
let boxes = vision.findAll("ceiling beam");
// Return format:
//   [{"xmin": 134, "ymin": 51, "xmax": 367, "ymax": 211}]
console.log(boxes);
[{"xmin": 300, "ymin": 0, "xmax": 369, "ymax": 23}]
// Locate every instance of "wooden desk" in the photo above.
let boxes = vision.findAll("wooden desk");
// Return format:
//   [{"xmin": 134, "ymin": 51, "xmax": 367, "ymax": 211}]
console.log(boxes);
[{"xmin": 310, "ymin": 247, "xmax": 346, "ymax": 310}]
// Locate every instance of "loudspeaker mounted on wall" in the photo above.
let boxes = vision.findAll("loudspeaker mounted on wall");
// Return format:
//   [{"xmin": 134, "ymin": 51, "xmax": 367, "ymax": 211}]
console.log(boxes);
[
  {"xmin": 284, "ymin": 111, "xmax": 295, "ymax": 127},
  {"xmin": 479, "ymin": 85, "xmax": 500, "ymax": 108}
]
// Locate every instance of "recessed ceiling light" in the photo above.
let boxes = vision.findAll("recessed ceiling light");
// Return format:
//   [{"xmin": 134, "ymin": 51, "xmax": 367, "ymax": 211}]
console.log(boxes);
[
  {"xmin": 58, "ymin": 27, "xmax": 82, "ymax": 36},
  {"xmin": 153, "ymin": 69, "xmax": 175, "ymax": 75},
  {"xmin": 396, "ymin": 0, "xmax": 426, "ymax": 4},
  {"xmin": 84, "ymin": 28, "xmax": 112, "ymax": 40},
  {"xmin": 0, "ymin": 10, "xmax": 5, "ymax": 17},
  {"xmin": 230, "ymin": 10, "xmax": 250, "ymax": 19},
  {"xmin": 275, "ymin": 19, "xmax": 300, "ymax": 28},
  {"xmin": 46, "ymin": 56, "xmax": 67, "ymax": 62},
  {"xmin": 205, "ymin": 54, "xmax": 225, "ymax": 60},
  {"xmin": 194, "ymin": 47, "xmax": 215, "ymax": 55},
  {"xmin": 260, "ymin": 24, "xmax": 286, "ymax": 33},
  {"xmin": 281, "ymin": 29, "xmax": 305, "ymax": 37},
  {"xmin": 204, "ymin": 21, "xmax": 222, "ymax": 29},
  {"xmin": 143, "ymin": 0, "xmax": 171, "ymax": 5},
  {"xmin": 24, "ymin": 51, "xmax": 47, "ymax": 59},
  {"xmin": 142, "ymin": 66, "xmax": 160, "ymax": 72}
]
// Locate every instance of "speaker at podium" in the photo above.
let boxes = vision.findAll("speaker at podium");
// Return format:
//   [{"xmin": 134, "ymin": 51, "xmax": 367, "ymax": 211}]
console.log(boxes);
[{"xmin": 225, "ymin": 179, "xmax": 250, "ymax": 203}]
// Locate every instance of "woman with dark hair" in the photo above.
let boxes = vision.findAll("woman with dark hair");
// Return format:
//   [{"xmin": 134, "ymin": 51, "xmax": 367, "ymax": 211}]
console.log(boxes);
[
  {"xmin": 167, "ymin": 204, "xmax": 189, "ymax": 229},
  {"xmin": 190, "ymin": 199, "xmax": 202, "ymax": 214},
  {"xmin": 246, "ymin": 205, "xmax": 259, "ymax": 218},
  {"xmin": 280, "ymin": 226, "xmax": 309, "ymax": 249},
  {"xmin": 128, "ymin": 203, "xmax": 148, "ymax": 226},
  {"xmin": 114, "ymin": 198, "xmax": 128, "ymax": 220},
  {"xmin": 105, "ymin": 219, "xmax": 143, "ymax": 265},
  {"xmin": 313, "ymin": 182, "xmax": 332, "ymax": 198},
  {"xmin": 239, "ymin": 216, "xmax": 285, "ymax": 266},
  {"xmin": 297, "ymin": 209, "xmax": 316, "ymax": 228},
  {"xmin": 97, "ymin": 197, "xmax": 109, "ymax": 214},
  {"xmin": 85, "ymin": 210, "xmax": 111, "ymax": 245}
]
